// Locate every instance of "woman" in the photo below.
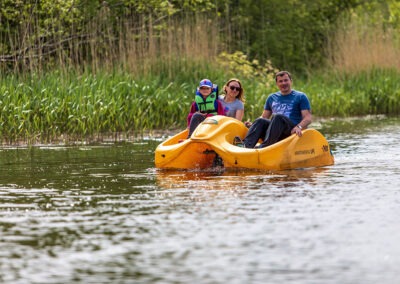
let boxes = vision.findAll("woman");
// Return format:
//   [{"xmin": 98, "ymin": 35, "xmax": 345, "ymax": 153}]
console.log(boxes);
[{"xmin": 219, "ymin": 78, "xmax": 245, "ymax": 121}]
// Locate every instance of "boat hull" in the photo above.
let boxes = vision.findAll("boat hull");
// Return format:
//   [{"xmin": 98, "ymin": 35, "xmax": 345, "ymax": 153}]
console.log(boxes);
[{"xmin": 155, "ymin": 116, "xmax": 334, "ymax": 170}]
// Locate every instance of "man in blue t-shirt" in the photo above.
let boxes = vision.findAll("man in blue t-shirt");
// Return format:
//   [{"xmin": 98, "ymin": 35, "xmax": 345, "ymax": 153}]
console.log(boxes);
[{"xmin": 237, "ymin": 71, "xmax": 312, "ymax": 148}]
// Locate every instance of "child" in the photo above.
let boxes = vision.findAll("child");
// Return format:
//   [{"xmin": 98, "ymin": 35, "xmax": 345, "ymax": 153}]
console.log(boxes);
[{"xmin": 186, "ymin": 79, "xmax": 225, "ymax": 138}]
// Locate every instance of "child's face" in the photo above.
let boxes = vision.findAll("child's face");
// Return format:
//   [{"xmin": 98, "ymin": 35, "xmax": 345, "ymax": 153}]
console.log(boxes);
[{"xmin": 199, "ymin": 86, "xmax": 212, "ymax": 96}]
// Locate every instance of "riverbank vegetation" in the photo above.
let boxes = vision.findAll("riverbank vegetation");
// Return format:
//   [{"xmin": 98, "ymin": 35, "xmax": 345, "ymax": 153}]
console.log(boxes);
[{"xmin": 0, "ymin": 0, "xmax": 399, "ymax": 144}]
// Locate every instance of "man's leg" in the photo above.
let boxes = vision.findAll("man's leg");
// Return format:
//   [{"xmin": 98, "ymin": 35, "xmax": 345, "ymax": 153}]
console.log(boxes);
[
  {"xmin": 259, "ymin": 114, "xmax": 295, "ymax": 148},
  {"xmin": 243, "ymin": 118, "xmax": 270, "ymax": 148}
]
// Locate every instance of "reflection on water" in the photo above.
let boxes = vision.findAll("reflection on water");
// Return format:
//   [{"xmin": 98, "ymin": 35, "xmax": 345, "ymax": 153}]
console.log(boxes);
[
  {"xmin": 0, "ymin": 117, "xmax": 400, "ymax": 284},
  {"xmin": 155, "ymin": 167, "xmax": 332, "ymax": 191}
]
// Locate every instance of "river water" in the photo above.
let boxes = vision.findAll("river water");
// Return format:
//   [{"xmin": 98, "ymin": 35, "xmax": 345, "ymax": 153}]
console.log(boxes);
[{"xmin": 0, "ymin": 116, "xmax": 399, "ymax": 284}]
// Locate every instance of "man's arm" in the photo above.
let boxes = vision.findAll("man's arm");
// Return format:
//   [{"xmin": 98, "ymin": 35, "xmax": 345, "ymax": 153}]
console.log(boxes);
[
  {"xmin": 291, "ymin": 109, "xmax": 312, "ymax": 136},
  {"xmin": 298, "ymin": 109, "xmax": 312, "ymax": 129},
  {"xmin": 261, "ymin": 109, "xmax": 272, "ymax": 119}
]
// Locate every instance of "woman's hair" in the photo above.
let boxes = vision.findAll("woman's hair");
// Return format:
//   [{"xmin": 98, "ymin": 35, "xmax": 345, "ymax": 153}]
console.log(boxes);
[{"xmin": 223, "ymin": 78, "xmax": 245, "ymax": 103}]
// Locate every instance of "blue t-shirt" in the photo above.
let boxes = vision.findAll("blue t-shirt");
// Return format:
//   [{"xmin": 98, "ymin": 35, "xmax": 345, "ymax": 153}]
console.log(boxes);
[{"xmin": 264, "ymin": 90, "xmax": 310, "ymax": 125}]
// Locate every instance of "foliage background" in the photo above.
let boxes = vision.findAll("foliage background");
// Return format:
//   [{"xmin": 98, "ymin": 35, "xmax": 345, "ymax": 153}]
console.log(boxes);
[
  {"xmin": 1, "ymin": 0, "xmax": 399, "ymax": 75},
  {"xmin": 0, "ymin": 0, "xmax": 399, "ymax": 143}
]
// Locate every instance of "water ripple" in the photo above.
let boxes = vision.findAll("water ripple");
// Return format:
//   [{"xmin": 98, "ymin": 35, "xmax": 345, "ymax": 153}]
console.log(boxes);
[{"xmin": 0, "ymin": 120, "xmax": 400, "ymax": 283}]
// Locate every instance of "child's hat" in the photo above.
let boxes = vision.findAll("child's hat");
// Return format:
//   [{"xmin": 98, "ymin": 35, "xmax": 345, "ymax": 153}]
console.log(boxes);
[{"xmin": 199, "ymin": 79, "xmax": 213, "ymax": 88}]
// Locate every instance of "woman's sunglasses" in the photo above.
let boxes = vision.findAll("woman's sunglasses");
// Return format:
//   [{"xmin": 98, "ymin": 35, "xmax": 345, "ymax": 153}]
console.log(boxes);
[{"xmin": 229, "ymin": 86, "xmax": 241, "ymax": 91}]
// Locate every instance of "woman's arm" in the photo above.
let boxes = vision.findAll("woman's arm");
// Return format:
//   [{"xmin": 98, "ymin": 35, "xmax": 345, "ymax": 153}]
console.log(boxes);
[{"xmin": 235, "ymin": 109, "xmax": 244, "ymax": 121}]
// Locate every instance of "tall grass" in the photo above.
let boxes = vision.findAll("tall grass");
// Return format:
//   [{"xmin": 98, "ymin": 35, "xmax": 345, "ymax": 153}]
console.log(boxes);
[
  {"xmin": 0, "ymin": 64, "xmax": 228, "ymax": 144},
  {"xmin": 1, "ymin": 64, "xmax": 400, "ymax": 145},
  {"xmin": 1, "ymin": 8, "xmax": 221, "ymax": 80},
  {"xmin": 298, "ymin": 68, "xmax": 400, "ymax": 117},
  {"xmin": 1, "ymin": 65, "xmax": 400, "ymax": 145},
  {"xmin": 0, "ymin": 11, "xmax": 227, "ymax": 144},
  {"xmin": 308, "ymin": 17, "xmax": 400, "ymax": 117},
  {"xmin": 1, "ymin": 9, "xmax": 400, "ymax": 144},
  {"xmin": 327, "ymin": 21, "xmax": 400, "ymax": 72}
]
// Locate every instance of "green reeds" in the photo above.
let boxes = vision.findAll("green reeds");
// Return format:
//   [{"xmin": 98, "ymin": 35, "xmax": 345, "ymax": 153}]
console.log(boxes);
[
  {"xmin": 0, "ymin": 62, "xmax": 224, "ymax": 144},
  {"xmin": 298, "ymin": 68, "xmax": 400, "ymax": 117},
  {"xmin": 1, "ymin": 66, "xmax": 399, "ymax": 145}
]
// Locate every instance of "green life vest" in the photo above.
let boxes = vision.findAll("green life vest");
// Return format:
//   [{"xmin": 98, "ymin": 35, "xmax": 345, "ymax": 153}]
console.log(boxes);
[{"xmin": 195, "ymin": 92, "xmax": 218, "ymax": 114}]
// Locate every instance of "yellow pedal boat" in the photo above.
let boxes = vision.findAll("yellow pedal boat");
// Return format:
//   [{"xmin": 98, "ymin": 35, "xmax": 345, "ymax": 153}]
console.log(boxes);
[{"xmin": 155, "ymin": 115, "xmax": 334, "ymax": 170}]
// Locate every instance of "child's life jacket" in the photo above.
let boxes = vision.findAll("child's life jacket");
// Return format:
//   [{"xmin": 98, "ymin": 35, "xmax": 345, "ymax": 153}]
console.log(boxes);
[{"xmin": 194, "ymin": 84, "xmax": 219, "ymax": 114}]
